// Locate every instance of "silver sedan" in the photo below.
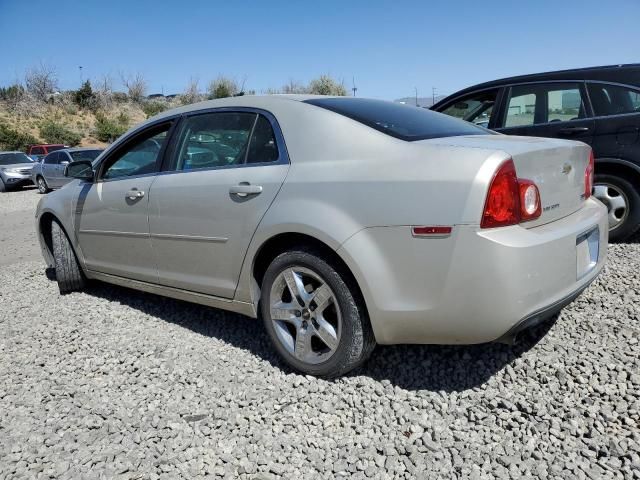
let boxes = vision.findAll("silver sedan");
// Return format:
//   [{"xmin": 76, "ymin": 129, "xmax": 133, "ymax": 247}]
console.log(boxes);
[
  {"xmin": 32, "ymin": 147, "xmax": 103, "ymax": 193},
  {"xmin": 35, "ymin": 96, "xmax": 608, "ymax": 376}
]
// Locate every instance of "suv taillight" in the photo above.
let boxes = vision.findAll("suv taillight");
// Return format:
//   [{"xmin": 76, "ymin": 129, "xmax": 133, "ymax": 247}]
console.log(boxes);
[
  {"xmin": 584, "ymin": 150, "xmax": 594, "ymax": 199},
  {"xmin": 481, "ymin": 159, "xmax": 541, "ymax": 228}
]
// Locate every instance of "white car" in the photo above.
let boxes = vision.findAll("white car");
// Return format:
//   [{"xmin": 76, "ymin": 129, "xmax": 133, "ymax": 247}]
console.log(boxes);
[{"xmin": 35, "ymin": 96, "xmax": 608, "ymax": 376}]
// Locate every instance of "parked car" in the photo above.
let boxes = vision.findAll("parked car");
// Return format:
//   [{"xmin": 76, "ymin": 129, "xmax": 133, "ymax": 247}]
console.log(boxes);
[
  {"xmin": 0, "ymin": 151, "xmax": 37, "ymax": 192},
  {"xmin": 35, "ymin": 96, "xmax": 607, "ymax": 376},
  {"xmin": 432, "ymin": 63, "xmax": 640, "ymax": 242},
  {"xmin": 27, "ymin": 144, "xmax": 66, "ymax": 162},
  {"xmin": 33, "ymin": 147, "xmax": 103, "ymax": 193}
]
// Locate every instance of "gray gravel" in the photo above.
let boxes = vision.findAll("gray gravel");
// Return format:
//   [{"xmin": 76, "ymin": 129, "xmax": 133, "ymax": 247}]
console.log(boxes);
[{"xmin": 0, "ymin": 189, "xmax": 639, "ymax": 479}]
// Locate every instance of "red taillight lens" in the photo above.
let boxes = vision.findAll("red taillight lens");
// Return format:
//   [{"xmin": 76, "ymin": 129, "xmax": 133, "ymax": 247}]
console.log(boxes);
[
  {"xmin": 584, "ymin": 150, "xmax": 594, "ymax": 199},
  {"xmin": 481, "ymin": 159, "xmax": 520, "ymax": 228},
  {"xmin": 481, "ymin": 158, "xmax": 542, "ymax": 228}
]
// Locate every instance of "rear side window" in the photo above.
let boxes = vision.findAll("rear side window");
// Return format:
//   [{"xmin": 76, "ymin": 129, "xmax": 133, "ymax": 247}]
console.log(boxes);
[
  {"xmin": 31, "ymin": 147, "xmax": 44, "ymax": 155},
  {"xmin": 176, "ymin": 112, "xmax": 257, "ymax": 171},
  {"xmin": 588, "ymin": 83, "xmax": 640, "ymax": 117},
  {"xmin": 304, "ymin": 98, "xmax": 490, "ymax": 141},
  {"xmin": 45, "ymin": 145, "xmax": 65, "ymax": 153},
  {"xmin": 247, "ymin": 115, "xmax": 279, "ymax": 163}
]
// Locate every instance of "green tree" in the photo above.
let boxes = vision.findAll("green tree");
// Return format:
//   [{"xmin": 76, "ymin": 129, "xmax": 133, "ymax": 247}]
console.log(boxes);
[
  {"xmin": 74, "ymin": 80, "xmax": 95, "ymax": 108},
  {"xmin": 94, "ymin": 112, "xmax": 129, "ymax": 142}
]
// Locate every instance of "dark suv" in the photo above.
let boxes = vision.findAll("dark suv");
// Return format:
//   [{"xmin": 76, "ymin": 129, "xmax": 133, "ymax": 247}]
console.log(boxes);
[{"xmin": 432, "ymin": 64, "xmax": 640, "ymax": 241}]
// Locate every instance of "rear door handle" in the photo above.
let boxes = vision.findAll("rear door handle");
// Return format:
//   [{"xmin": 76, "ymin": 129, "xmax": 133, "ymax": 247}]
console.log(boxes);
[
  {"xmin": 558, "ymin": 126, "xmax": 590, "ymax": 135},
  {"xmin": 229, "ymin": 184, "xmax": 263, "ymax": 197},
  {"xmin": 126, "ymin": 189, "xmax": 145, "ymax": 200}
]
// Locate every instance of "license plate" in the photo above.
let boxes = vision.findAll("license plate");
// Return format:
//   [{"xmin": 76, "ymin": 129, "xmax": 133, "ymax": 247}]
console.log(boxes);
[{"xmin": 576, "ymin": 227, "xmax": 599, "ymax": 280}]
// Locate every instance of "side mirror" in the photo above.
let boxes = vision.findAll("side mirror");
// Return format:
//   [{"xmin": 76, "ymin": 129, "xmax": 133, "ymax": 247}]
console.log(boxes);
[{"xmin": 65, "ymin": 160, "xmax": 94, "ymax": 181}]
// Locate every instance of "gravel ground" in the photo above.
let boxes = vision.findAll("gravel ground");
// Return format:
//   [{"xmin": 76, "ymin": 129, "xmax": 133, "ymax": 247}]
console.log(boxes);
[{"xmin": 0, "ymin": 189, "xmax": 639, "ymax": 479}]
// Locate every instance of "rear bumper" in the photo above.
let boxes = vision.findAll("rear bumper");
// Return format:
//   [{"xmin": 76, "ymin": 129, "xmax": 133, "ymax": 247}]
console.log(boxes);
[{"xmin": 337, "ymin": 198, "xmax": 608, "ymax": 345}]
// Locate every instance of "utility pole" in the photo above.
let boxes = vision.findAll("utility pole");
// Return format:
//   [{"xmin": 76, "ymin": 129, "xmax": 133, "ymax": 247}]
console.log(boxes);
[
  {"xmin": 352, "ymin": 77, "xmax": 357, "ymax": 97},
  {"xmin": 415, "ymin": 87, "xmax": 418, "ymax": 107},
  {"xmin": 432, "ymin": 87, "xmax": 437, "ymax": 106},
  {"xmin": 79, "ymin": 66, "xmax": 83, "ymax": 85}
]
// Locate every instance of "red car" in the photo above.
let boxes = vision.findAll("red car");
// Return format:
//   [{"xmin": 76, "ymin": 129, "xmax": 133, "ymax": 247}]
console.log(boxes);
[{"xmin": 27, "ymin": 144, "xmax": 66, "ymax": 162}]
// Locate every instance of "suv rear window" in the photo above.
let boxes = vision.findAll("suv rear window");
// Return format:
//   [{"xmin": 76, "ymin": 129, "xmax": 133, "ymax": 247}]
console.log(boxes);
[{"xmin": 304, "ymin": 98, "xmax": 491, "ymax": 141}]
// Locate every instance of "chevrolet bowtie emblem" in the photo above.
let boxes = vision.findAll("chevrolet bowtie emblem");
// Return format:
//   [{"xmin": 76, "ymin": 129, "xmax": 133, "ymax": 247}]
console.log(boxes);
[{"xmin": 562, "ymin": 163, "xmax": 572, "ymax": 174}]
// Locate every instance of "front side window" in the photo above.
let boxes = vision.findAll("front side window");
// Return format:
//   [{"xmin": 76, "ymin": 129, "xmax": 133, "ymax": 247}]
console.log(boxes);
[
  {"xmin": 176, "ymin": 112, "xmax": 257, "ymax": 171},
  {"xmin": 44, "ymin": 152, "xmax": 59, "ymax": 165},
  {"xmin": 101, "ymin": 125, "xmax": 170, "ymax": 180},
  {"xmin": 588, "ymin": 83, "xmax": 640, "ymax": 117},
  {"xmin": 441, "ymin": 90, "xmax": 498, "ymax": 127}
]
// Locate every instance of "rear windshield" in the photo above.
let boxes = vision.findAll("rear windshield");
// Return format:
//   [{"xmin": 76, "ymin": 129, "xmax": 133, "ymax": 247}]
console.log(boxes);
[
  {"xmin": 0, "ymin": 152, "xmax": 33, "ymax": 165},
  {"xmin": 304, "ymin": 98, "xmax": 492, "ymax": 141},
  {"xmin": 46, "ymin": 145, "xmax": 65, "ymax": 153},
  {"xmin": 70, "ymin": 150, "xmax": 102, "ymax": 162}
]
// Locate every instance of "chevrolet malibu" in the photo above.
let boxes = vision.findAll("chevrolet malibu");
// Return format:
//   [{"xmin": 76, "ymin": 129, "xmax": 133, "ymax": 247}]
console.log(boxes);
[{"xmin": 35, "ymin": 96, "xmax": 608, "ymax": 376}]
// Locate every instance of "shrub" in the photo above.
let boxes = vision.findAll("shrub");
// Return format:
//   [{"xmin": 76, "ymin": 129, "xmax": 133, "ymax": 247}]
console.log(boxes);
[
  {"xmin": 0, "ymin": 123, "xmax": 38, "ymax": 151},
  {"xmin": 94, "ymin": 112, "xmax": 129, "ymax": 143},
  {"xmin": 142, "ymin": 101, "xmax": 168, "ymax": 118},
  {"xmin": 39, "ymin": 120, "xmax": 82, "ymax": 146},
  {"xmin": 307, "ymin": 75, "xmax": 347, "ymax": 96},
  {"xmin": 207, "ymin": 76, "xmax": 238, "ymax": 99}
]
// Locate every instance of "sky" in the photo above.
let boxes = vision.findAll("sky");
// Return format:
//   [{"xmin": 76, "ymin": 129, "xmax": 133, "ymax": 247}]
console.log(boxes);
[{"xmin": 1, "ymin": 0, "xmax": 639, "ymax": 100}]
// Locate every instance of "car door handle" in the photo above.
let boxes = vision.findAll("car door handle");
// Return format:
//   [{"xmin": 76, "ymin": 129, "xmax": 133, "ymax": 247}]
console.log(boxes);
[
  {"xmin": 126, "ymin": 189, "xmax": 145, "ymax": 200},
  {"xmin": 229, "ymin": 184, "xmax": 263, "ymax": 197},
  {"xmin": 558, "ymin": 126, "xmax": 590, "ymax": 135}
]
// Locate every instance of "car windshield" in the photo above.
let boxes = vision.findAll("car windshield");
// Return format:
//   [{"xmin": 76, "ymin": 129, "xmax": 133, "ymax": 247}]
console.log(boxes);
[
  {"xmin": 304, "ymin": 97, "xmax": 492, "ymax": 141},
  {"xmin": 0, "ymin": 152, "xmax": 33, "ymax": 165},
  {"xmin": 70, "ymin": 150, "xmax": 103, "ymax": 162}
]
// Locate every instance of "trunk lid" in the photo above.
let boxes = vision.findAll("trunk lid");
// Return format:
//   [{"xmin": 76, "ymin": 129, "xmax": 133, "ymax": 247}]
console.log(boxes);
[{"xmin": 420, "ymin": 134, "xmax": 591, "ymax": 227}]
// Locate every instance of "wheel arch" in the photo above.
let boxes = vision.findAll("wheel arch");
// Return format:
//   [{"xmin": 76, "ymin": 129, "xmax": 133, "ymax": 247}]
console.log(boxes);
[
  {"xmin": 247, "ymin": 231, "xmax": 371, "ymax": 325},
  {"xmin": 595, "ymin": 158, "xmax": 640, "ymax": 188}
]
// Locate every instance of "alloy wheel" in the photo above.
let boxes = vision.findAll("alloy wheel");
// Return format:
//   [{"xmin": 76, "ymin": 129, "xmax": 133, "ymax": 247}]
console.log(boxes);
[
  {"xmin": 593, "ymin": 183, "xmax": 629, "ymax": 231},
  {"xmin": 37, "ymin": 177, "xmax": 47, "ymax": 194},
  {"xmin": 269, "ymin": 266, "xmax": 342, "ymax": 364}
]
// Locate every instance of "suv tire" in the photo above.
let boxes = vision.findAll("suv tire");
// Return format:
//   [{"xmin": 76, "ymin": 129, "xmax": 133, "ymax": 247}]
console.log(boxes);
[{"xmin": 594, "ymin": 174, "xmax": 640, "ymax": 242}]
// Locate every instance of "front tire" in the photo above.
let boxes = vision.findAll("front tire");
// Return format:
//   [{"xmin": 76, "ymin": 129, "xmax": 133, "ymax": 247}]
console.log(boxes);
[
  {"xmin": 36, "ymin": 176, "xmax": 50, "ymax": 194},
  {"xmin": 0, "ymin": 177, "xmax": 6, "ymax": 192},
  {"xmin": 51, "ymin": 220, "xmax": 86, "ymax": 294},
  {"xmin": 261, "ymin": 248, "xmax": 375, "ymax": 377},
  {"xmin": 593, "ymin": 174, "xmax": 640, "ymax": 242}
]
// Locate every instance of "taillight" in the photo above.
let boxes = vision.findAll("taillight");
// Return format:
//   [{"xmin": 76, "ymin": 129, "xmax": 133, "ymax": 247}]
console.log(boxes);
[
  {"xmin": 481, "ymin": 158, "xmax": 542, "ymax": 228},
  {"xmin": 584, "ymin": 150, "xmax": 594, "ymax": 199}
]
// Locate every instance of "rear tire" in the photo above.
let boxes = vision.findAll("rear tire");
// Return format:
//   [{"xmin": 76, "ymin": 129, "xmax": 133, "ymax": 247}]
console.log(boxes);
[
  {"xmin": 260, "ymin": 247, "xmax": 376, "ymax": 377},
  {"xmin": 51, "ymin": 220, "xmax": 86, "ymax": 294},
  {"xmin": 593, "ymin": 174, "xmax": 640, "ymax": 242},
  {"xmin": 36, "ymin": 176, "xmax": 50, "ymax": 194}
]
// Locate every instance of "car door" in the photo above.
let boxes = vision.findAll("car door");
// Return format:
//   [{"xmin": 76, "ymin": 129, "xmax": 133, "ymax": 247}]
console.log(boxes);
[
  {"xmin": 587, "ymin": 82, "xmax": 640, "ymax": 161},
  {"xmin": 53, "ymin": 151, "xmax": 71, "ymax": 187},
  {"xmin": 41, "ymin": 152, "xmax": 59, "ymax": 186},
  {"xmin": 73, "ymin": 121, "xmax": 175, "ymax": 283},
  {"xmin": 495, "ymin": 82, "xmax": 595, "ymax": 145},
  {"xmin": 148, "ymin": 110, "xmax": 289, "ymax": 298}
]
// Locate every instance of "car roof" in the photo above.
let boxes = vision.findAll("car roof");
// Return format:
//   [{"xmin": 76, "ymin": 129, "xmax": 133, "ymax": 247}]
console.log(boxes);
[
  {"xmin": 433, "ymin": 63, "xmax": 640, "ymax": 108},
  {"xmin": 0, "ymin": 151, "xmax": 27, "ymax": 154},
  {"xmin": 59, "ymin": 147, "xmax": 103, "ymax": 153}
]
